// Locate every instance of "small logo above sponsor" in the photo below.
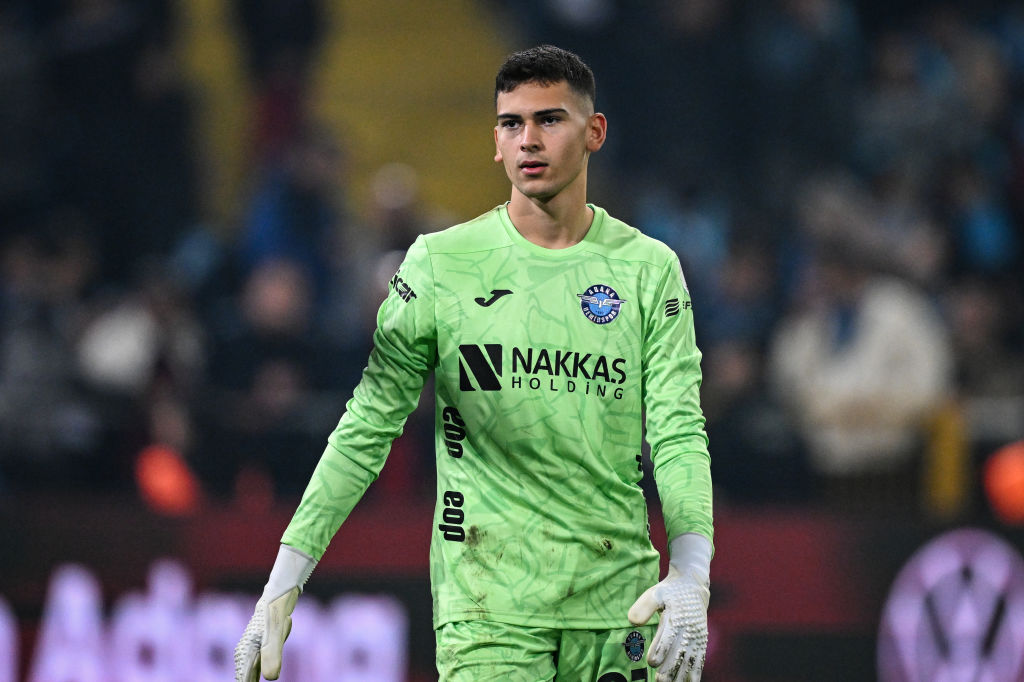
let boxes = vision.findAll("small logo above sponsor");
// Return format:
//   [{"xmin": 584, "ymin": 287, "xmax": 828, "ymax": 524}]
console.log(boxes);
[
  {"xmin": 578, "ymin": 284, "xmax": 625, "ymax": 324},
  {"xmin": 475, "ymin": 289, "xmax": 513, "ymax": 307}
]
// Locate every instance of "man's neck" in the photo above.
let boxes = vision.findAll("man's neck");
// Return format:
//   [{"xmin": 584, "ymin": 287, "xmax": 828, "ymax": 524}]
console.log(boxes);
[{"xmin": 506, "ymin": 190, "xmax": 594, "ymax": 249}]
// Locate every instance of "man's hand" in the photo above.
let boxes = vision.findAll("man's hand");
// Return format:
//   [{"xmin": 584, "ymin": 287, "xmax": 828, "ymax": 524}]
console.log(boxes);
[
  {"xmin": 233, "ymin": 544, "xmax": 316, "ymax": 682},
  {"xmin": 234, "ymin": 588, "xmax": 299, "ymax": 682},
  {"xmin": 627, "ymin": 533, "xmax": 712, "ymax": 682}
]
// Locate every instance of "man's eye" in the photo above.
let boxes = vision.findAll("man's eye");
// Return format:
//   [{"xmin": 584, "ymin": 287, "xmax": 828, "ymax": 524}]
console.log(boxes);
[
  {"xmin": 542, "ymin": 116, "xmax": 561, "ymax": 125},
  {"xmin": 501, "ymin": 120, "xmax": 520, "ymax": 129}
]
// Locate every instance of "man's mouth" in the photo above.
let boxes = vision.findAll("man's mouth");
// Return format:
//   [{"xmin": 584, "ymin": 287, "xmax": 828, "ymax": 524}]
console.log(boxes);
[{"xmin": 519, "ymin": 161, "xmax": 548, "ymax": 175}]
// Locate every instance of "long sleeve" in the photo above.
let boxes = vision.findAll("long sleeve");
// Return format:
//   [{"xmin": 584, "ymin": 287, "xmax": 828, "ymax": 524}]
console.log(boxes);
[{"xmin": 641, "ymin": 256, "xmax": 713, "ymax": 545}]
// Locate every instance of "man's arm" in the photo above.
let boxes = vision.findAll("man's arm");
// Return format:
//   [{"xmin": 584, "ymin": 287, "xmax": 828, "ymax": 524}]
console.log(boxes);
[
  {"xmin": 629, "ymin": 254, "xmax": 713, "ymax": 682},
  {"xmin": 235, "ymin": 236, "xmax": 438, "ymax": 681},
  {"xmin": 642, "ymin": 255, "xmax": 713, "ymax": 543}
]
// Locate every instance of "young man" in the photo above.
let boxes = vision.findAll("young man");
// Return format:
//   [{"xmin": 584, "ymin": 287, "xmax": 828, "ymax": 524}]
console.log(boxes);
[{"xmin": 234, "ymin": 45, "xmax": 714, "ymax": 682}]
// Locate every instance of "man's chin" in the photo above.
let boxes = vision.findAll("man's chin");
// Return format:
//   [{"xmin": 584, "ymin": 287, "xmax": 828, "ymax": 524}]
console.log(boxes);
[{"xmin": 514, "ymin": 183, "xmax": 558, "ymax": 203}]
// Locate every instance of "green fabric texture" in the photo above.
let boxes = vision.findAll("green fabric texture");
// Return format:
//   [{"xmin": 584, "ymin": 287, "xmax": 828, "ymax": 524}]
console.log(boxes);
[
  {"xmin": 435, "ymin": 619, "xmax": 658, "ymax": 681},
  {"xmin": 281, "ymin": 204, "xmax": 713, "ymax": 629}
]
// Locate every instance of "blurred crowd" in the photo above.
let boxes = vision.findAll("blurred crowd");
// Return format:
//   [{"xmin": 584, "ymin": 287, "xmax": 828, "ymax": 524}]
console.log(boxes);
[{"xmin": 0, "ymin": 0, "xmax": 1021, "ymax": 522}]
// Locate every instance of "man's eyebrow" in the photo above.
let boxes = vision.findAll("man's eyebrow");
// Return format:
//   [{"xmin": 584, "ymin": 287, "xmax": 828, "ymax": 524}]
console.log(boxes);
[
  {"xmin": 532, "ymin": 107, "xmax": 569, "ymax": 117},
  {"xmin": 496, "ymin": 107, "xmax": 570, "ymax": 120}
]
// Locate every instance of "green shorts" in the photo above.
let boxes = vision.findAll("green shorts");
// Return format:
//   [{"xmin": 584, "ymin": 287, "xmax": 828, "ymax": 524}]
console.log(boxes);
[{"xmin": 435, "ymin": 620, "xmax": 656, "ymax": 681}]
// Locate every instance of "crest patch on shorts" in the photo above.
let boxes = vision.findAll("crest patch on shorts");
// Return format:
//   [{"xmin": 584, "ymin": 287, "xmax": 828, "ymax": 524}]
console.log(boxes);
[{"xmin": 624, "ymin": 630, "xmax": 645, "ymax": 662}]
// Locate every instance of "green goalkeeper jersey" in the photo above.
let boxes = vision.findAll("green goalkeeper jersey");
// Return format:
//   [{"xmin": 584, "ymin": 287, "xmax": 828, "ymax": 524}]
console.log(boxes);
[{"xmin": 281, "ymin": 204, "xmax": 712, "ymax": 630}]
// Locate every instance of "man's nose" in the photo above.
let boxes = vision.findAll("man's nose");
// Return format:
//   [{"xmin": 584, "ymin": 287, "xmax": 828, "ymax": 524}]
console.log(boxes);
[{"xmin": 520, "ymin": 122, "xmax": 542, "ymax": 151}]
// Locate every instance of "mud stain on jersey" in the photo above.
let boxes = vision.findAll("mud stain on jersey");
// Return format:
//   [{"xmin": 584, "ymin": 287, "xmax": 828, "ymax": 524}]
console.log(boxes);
[{"xmin": 462, "ymin": 525, "xmax": 502, "ymax": 580}]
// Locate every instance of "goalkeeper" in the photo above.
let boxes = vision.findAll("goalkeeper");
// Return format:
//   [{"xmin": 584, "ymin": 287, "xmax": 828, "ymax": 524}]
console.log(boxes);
[{"xmin": 235, "ymin": 44, "xmax": 714, "ymax": 682}]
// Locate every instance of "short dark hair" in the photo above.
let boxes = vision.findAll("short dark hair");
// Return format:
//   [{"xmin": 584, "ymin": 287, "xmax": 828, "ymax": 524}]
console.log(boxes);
[{"xmin": 494, "ymin": 45, "xmax": 596, "ymax": 107}]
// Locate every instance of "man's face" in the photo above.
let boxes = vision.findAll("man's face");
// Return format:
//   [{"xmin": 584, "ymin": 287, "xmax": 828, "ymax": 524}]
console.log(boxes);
[{"xmin": 494, "ymin": 80, "xmax": 605, "ymax": 202}]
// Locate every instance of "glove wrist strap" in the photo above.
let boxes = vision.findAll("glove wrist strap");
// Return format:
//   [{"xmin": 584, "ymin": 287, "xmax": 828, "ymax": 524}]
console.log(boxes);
[
  {"xmin": 668, "ymin": 532, "xmax": 712, "ymax": 584},
  {"xmin": 264, "ymin": 544, "xmax": 317, "ymax": 601}
]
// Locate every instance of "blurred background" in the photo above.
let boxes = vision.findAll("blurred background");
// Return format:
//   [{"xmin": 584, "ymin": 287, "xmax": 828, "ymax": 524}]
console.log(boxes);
[{"xmin": 0, "ymin": 0, "xmax": 1023, "ymax": 680}]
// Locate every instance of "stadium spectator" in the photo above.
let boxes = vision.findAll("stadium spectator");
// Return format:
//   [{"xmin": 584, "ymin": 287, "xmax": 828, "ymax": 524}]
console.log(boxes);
[
  {"xmin": 233, "ymin": 0, "xmax": 326, "ymax": 162},
  {"xmin": 0, "ymin": 214, "xmax": 112, "ymax": 490},
  {"xmin": 77, "ymin": 263, "xmax": 205, "ymax": 400},
  {"xmin": 851, "ymin": 20, "xmax": 990, "ymax": 186},
  {"xmin": 704, "ymin": 340, "xmax": 811, "ymax": 504},
  {"xmin": 742, "ymin": 0, "xmax": 863, "ymax": 211},
  {"xmin": 239, "ymin": 123, "xmax": 353, "ymax": 308},
  {"xmin": 793, "ymin": 169, "xmax": 947, "ymax": 289},
  {"xmin": 42, "ymin": 0, "xmax": 195, "ymax": 284},
  {"xmin": 75, "ymin": 261, "xmax": 206, "ymax": 490},
  {"xmin": 768, "ymin": 238, "xmax": 954, "ymax": 503},
  {"xmin": 696, "ymin": 232, "xmax": 780, "ymax": 349},
  {"xmin": 935, "ymin": 155, "xmax": 1020, "ymax": 277},
  {"xmin": 200, "ymin": 259, "xmax": 344, "ymax": 497}
]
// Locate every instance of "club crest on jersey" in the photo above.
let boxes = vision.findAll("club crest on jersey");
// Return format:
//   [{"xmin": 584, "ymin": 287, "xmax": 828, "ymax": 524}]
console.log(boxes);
[
  {"xmin": 578, "ymin": 284, "xmax": 625, "ymax": 324},
  {"xmin": 624, "ymin": 630, "xmax": 646, "ymax": 662}
]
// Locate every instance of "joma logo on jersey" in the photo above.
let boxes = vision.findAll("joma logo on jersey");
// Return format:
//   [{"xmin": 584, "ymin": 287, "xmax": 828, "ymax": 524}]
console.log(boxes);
[
  {"xmin": 388, "ymin": 271, "xmax": 417, "ymax": 302},
  {"xmin": 458, "ymin": 344, "xmax": 627, "ymax": 399}
]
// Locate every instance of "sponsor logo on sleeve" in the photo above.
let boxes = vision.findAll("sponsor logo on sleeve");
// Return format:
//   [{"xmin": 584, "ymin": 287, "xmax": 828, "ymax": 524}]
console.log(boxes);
[
  {"xmin": 389, "ymin": 271, "xmax": 417, "ymax": 302},
  {"xmin": 665, "ymin": 298, "xmax": 692, "ymax": 317}
]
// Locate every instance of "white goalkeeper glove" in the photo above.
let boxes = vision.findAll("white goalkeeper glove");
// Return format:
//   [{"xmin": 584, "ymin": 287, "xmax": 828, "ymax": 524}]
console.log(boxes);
[
  {"xmin": 628, "ymin": 533, "xmax": 712, "ymax": 682},
  {"xmin": 234, "ymin": 544, "xmax": 317, "ymax": 682}
]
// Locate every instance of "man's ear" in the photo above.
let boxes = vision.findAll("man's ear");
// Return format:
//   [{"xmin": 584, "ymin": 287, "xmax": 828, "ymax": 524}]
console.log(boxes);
[
  {"xmin": 494, "ymin": 126, "xmax": 503, "ymax": 163},
  {"xmin": 586, "ymin": 112, "xmax": 608, "ymax": 153}
]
